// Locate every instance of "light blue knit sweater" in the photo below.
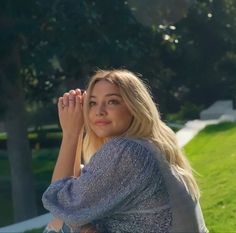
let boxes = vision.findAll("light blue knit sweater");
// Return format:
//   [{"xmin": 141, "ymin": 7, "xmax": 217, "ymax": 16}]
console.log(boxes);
[{"xmin": 42, "ymin": 137, "xmax": 208, "ymax": 233}]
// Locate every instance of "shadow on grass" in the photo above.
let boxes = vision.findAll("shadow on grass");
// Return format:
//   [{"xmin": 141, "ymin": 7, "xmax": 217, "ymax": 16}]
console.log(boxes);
[
  {"xmin": 200, "ymin": 122, "xmax": 236, "ymax": 134},
  {"xmin": 25, "ymin": 226, "xmax": 45, "ymax": 233}
]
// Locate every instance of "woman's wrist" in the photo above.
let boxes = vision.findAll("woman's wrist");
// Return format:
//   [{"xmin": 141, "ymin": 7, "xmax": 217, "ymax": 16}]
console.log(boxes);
[{"xmin": 62, "ymin": 131, "xmax": 80, "ymax": 142}]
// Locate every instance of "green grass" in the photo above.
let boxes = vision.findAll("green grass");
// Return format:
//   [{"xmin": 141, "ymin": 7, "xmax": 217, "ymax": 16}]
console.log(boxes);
[
  {"xmin": 184, "ymin": 122, "xmax": 236, "ymax": 232},
  {"xmin": 0, "ymin": 128, "xmax": 62, "ymax": 150}
]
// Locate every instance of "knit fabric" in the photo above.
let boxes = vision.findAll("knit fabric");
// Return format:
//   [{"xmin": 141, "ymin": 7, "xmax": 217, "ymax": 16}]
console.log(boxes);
[{"xmin": 42, "ymin": 137, "xmax": 208, "ymax": 233}]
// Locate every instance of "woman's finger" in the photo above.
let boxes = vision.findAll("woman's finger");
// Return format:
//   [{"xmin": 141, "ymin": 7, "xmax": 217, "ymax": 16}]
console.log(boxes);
[
  {"xmin": 68, "ymin": 94, "xmax": 76, "ymax": 110},
  {"xmin": 58, "ymin": 97, "xmax": 64, "ymax": 111},
  {"xmin": 75, "ymin": 88, "xmax": 82, "ymax": 96},
  {"xmin": 81, "ymin": 91, "xmax": 87, "ymax": 105},
  {"xmin": 63, "ymin": 93, "xmax": 69, "ymax": 108},
  {"xmin": 75, "ymin": 95, "xmax": 82, "ymax": 110},
  {"xmin": 69, "ymin": 89, "xmax": 76, "ymax": 96}
]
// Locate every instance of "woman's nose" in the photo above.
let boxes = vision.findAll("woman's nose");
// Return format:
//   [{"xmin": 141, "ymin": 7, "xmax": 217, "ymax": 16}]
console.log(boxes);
[{"xmin": 95, "ymin": 104, "xmax": 106, "ymax": 116}]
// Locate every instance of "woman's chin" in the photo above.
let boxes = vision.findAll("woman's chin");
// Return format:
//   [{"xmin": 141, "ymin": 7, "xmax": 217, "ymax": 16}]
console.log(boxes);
[
  {"xmin": 94, "ymin": 131, "xmax": 119, "ymax": 139},
  {"xmin": 94, "ymin": 131, "xmax": 112, "ymax": 139}
]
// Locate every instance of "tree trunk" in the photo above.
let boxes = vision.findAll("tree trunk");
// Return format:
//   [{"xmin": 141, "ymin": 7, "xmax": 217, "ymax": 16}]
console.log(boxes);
[
  {"xmin": 4, "ymin": 78, "xmax": 37, "ymax": 222},
  {"xmin": 0, "ymin": 11, "xmax": 38, "ymax": 220}
]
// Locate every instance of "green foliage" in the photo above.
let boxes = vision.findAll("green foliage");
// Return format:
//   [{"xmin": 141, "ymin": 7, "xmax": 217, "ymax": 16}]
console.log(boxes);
[
  {"xmin": 0, "ymin": 0, "xmax": 176, "ymax": 114},
  {"xmin": 166, "ymin": 102, "xmax": 204, "ymax": 122},
  {"xmin": 159, "ymin": 0, "xmax": 236, "ymax": 110},
  {"xmin": 185, "ymin": 122, "xmax": 236, "ymax": 232},
  {"xmin": 2, "ymin": 0, "xmax": 236, "ymax": 114},
  {"xmin": 1, "ymin": 0, "xmax": 236, "ymax": 114},
  {"xmin": 0, "ymin": 126, "xmax": 62, "ymax": 150}
]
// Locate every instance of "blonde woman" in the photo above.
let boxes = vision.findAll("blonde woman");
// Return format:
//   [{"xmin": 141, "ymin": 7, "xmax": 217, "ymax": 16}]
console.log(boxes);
[{"xmin": 42, "ymin": 69, "xmax": 208, "ymax": 233}]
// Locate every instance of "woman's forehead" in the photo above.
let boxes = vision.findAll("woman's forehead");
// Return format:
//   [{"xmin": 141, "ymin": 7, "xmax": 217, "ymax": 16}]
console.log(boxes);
[{"xmin": 91, "ymin": 80, "xmax": 120, "ymax": 94}]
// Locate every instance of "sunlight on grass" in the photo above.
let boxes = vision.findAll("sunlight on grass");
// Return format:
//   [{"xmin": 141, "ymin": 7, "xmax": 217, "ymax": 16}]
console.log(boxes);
[{"xmin": 184, "ymin": 122, "xmax": 236, "ymax": 232}]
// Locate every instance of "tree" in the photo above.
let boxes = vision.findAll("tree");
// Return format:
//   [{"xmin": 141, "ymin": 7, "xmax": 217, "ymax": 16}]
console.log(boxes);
[
  {"xmin": 160, "ymin": 0, "xmax": 236, "ymax": 109},
  {"xmin": 0, "ymin": 0, "xmax": 173, "ymax": 222},
  {"xmin": 0, "ymin": 3, "xmax": 38, "ymax": 221}
]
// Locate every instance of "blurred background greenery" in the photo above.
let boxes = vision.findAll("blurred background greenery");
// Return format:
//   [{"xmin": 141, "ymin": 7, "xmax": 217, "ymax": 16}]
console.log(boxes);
[{"xmin": 0, "ymin": 0, "xmax": 236, "ymax": 231}]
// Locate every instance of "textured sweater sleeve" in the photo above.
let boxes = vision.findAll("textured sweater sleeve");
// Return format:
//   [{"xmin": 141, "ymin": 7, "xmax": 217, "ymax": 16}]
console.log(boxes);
[{"xmin": 42, "ymin": 138, "xmax": 156, "ymax": 226}]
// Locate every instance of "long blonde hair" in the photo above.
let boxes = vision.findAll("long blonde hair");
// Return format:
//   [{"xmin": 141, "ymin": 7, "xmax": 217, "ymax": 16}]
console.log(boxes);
[{"xmin": 75, "ymin": 69, "xmax": 200, "ymax": 200}]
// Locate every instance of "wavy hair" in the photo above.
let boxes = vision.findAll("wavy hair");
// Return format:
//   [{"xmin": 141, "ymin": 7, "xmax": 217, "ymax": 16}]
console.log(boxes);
[{"xmin": 74, "ymin": 69, "xmax": 200, "ymax": 200}]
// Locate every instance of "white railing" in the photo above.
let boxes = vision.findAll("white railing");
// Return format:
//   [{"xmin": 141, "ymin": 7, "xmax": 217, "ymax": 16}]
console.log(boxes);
[{"xmin": 0, "ymin": 213, "xmax": 53, "ymax": 233}]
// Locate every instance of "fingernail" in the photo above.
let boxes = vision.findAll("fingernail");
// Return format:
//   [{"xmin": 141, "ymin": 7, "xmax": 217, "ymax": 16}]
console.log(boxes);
[
  {"xmin": 70, "ymin": 90, "xmax": 76, "ymax": 95},
  {"xmin": 81, "ymin": 89, "xmax": 85, "ymax": 94}
]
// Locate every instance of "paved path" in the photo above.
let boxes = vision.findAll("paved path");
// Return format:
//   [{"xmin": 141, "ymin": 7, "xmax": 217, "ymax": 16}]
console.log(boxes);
[
  {"xmin": 176, "ymin": 119, "xmax": 220, "ymax": 147},
  {"xmin": 176, "ymin": 111, "xmax": 236, "ymax": 147}
]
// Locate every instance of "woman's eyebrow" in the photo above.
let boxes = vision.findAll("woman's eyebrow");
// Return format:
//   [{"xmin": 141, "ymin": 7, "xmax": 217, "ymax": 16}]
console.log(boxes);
[
  {"xmin": 105, "ymin": 93, "xmax": 122, "ymax": 97},
  {"xmin": 90, "ymin": 93, "xmax": 122, "ymax": 98}
]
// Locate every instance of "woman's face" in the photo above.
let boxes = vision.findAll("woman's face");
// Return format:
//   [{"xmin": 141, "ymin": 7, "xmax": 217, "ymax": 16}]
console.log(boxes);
[{"xmin": 88, "ymin": 80, "xmax": 133, "ymax": 139}]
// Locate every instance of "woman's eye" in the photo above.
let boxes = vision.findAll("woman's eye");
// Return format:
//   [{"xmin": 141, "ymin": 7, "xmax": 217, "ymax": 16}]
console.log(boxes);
[
  {"xmin": 89, "ymin": 101, "xmax": 96, "ymax": 107},
  {"xmin": 108, "ymin": 99, "xmax": 120, "ymax": 105}
]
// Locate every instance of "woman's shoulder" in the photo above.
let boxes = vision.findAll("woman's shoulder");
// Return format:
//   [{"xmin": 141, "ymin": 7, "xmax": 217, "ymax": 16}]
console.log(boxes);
[
  {"xmin": 103, "ymin": 136, "xmax": 153, "ymax": 152},
  {"xmin": 96, "ymin": 137, "xmax": 157, "ymax": 162},
  {"xmin": 87, "ymin": 137, "xmax": 161, "ymax": 172},
  {"xmin": 90, "ymin": 137, "xmax": 159, "ymax": 176}
]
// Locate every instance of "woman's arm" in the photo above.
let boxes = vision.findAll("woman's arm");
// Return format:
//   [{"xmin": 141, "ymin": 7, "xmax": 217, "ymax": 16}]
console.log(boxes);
[
  {"xmin": 51, "ymin": 134, "xmax": 78, "ymax": 182},
  {"xmin": 46, "ymin": 89, "xmax": 85, "ymax": 231},
  {"xmin": 42, "ymin": 138, "xmax": 156, "ymax": 228},
  {"xmin": 52, "ymin": 89, "xmax": 84, "ymax": 181}
]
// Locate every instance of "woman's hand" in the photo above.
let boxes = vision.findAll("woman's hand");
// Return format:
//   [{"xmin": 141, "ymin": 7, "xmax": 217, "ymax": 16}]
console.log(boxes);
[
  {"xmin": 45, "ymin": 218, "xmax": 64, "ymax": 232},
  {"xmin": 46, "ymin": 89, "xmax": 87, "ymax": 232},
  {"xmin": 58, "ymin": 89, "xmax": 85, "ymax": 138}
]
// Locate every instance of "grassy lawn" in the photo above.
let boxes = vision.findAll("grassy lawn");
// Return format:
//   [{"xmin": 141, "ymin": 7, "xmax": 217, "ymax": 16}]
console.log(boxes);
[{"xmin": 184, "ymin": 122, "xmax": 236, "ymax": 232}]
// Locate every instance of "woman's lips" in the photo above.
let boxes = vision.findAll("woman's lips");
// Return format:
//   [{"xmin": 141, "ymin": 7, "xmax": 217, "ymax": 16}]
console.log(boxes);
[{"xmin": 94, "ymin": 120, "xmax": 111, "ymax": 126}]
